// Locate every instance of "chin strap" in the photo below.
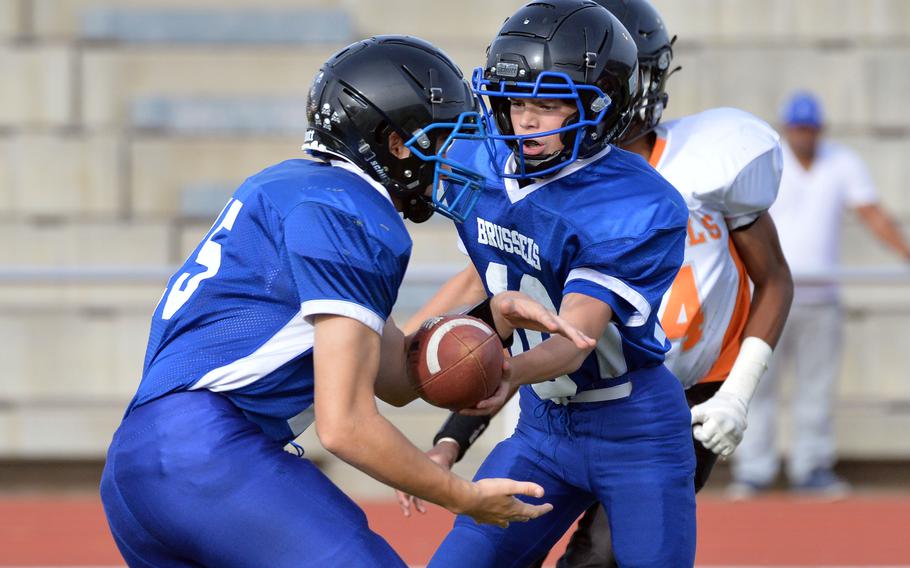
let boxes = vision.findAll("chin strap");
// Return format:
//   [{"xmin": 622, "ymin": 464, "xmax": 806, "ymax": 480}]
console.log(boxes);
[{"xmin": 511, "ymin": 149, "xmax": 566, "ymax": 178}]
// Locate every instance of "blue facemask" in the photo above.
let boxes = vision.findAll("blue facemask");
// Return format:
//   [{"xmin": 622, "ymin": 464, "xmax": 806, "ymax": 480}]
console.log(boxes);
[
  {"xmin": 404, "ymin": 111, "xmax": 488, "ymax": 223},
  {"xmin": 472, "ymin": 67, "xmax": 613, "ymax": 179}
]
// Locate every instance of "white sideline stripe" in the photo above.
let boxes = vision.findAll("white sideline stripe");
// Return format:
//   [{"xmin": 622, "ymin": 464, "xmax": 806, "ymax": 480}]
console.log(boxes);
[
  {"xmin": 565, "ymin": 268, "xmax": 650, "ymax": 327},
  {"xmin": 426, "ymin": 318, "xmax": 493, "ymax": 374}
]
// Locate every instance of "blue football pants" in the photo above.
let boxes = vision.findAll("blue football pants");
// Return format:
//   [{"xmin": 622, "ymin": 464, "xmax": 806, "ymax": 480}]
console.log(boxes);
[
  {"xmin": 429, "ymin": 366, "xmax": 696, "ymax": 568},
  {"xmin": 100, "ymin": 390, "xmax": 406, "ymax": 567}
]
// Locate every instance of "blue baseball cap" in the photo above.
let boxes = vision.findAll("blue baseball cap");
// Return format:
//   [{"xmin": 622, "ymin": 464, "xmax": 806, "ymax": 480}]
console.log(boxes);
[{"xmin": 781, "ymin": 91, "xmax": 823, "ymax": 128}]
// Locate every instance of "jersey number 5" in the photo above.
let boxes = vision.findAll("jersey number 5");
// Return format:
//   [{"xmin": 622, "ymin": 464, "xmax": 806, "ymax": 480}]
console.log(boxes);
[{"xmin": 161, "ymin": 198, "xmax": 244, "ymax": 320}]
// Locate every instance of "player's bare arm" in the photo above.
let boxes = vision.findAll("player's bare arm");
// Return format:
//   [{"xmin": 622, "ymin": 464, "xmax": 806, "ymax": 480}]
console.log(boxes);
[
  {"xmin": 396, "ymin": 439, "xmax": 462, "ymax": 517},
  {"xmin": 377, "ymin": 293, "xmax": 594, "ymax": 409},
  {"xmin": 393, "ymin": 293, "xmax": 597, "ymax": 514},
  {"xmin": 313, "ymin": 314, "xmax": 553, "ymax": 527},
  {"xmin": 402, "ymin": 264, "xmax": 487, "ymax": 335},
  {"xmin": 734, "ymin": 213, "xmax": 794, "ymax": 347},
  {"xmin": 691, "ymin": 212, "xmax": 794, "ymax": 456},
  {"xmin": 489, "ymin": 291, "xmax": 597, "ymax": 351},
  {"xmin": 461, "ymin": 293, "xmax": 611, "ymax": 416}
]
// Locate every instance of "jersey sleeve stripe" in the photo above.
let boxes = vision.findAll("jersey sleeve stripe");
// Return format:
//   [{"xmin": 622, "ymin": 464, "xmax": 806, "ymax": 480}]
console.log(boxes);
[
  {"xmin": 188, "ymin": 310, "xmax": 315, "ymax": 392},
  {"xmin": 300, "ymin": 299, "xmax": 385, "ymax": 335},
  {"xmin": 565, "ymin": 268, "xmax": 650, "ymax": 327}
]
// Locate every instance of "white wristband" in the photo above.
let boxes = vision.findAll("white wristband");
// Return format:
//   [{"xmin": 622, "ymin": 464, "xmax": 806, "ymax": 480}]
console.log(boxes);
[
  {"xmin": 435, "ymin": 437, "xmax": 461, "ymax": 449},
  {"xmin": 718, "ymin": 336, "xmax": 773, "ymax": 405}
]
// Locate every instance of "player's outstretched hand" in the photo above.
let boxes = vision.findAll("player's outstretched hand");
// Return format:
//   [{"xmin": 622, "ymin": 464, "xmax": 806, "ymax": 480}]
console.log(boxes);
[
  {"xmin": 396, "ymin": 441, "xmax": 459, "ymax": 518},
  {"xmin": 462, "ymin": 478, "xmax": 553, "ymax": 528},
  {"xmin": 690, "ymin": 391, "xmax": 748, "ymax": 457},
  {"xmin": 491, "ymin": 291, "xmax": 595, "ymax": 350}
]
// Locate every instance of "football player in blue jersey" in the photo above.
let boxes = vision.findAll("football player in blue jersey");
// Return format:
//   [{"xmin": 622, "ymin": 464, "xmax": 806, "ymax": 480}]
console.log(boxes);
[
  {"xmin": 98, "ymin": 35, "xmax": 598, "ymax": 568},
  {"xmin": 406, "ymin": 1, "xmax": 794, "ymax": 566},
  {"xmin": 403, "ymin": 3, "xmax": 696, "ymax": 567}
]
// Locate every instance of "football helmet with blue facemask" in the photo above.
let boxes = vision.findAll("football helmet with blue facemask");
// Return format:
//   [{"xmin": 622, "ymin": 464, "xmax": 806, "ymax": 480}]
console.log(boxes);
[
  {"xmin": 305, "ymin": 36, "xmax": 486, "ymax": 222},
  {"xmin": 473, "ymin": 0, "xmax": 640, "ymax": 179},
  {"xmin": 595, "ymin": 0, "xmax": 679, "ymax": 143}
]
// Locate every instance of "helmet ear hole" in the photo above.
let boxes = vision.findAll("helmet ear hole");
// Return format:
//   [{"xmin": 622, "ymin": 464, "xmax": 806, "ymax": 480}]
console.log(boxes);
[{"xmin": 383, "ymin": 128, "xmax": 412, "ymax": 160}]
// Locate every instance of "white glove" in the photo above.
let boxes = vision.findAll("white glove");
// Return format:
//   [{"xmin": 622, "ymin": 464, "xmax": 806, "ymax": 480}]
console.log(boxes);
[
  {"xmin": 690, "ymin": 391, "xmax": 748, "ymax": 457},
  {"xmin": 690, "ymin": 336, "xmax": 774, "ymax": 457}
]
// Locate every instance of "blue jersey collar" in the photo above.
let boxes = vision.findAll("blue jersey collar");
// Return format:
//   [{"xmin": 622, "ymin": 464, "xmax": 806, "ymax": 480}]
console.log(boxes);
[{"xmin": 502, "ymin": 145, "xmax": 613, "ymax": 204}]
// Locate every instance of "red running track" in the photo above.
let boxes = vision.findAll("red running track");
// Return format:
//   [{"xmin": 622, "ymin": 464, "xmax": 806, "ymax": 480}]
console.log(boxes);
[{"xmin": 1, "ymin": 494, "xmax": 909, "ymax": 566}]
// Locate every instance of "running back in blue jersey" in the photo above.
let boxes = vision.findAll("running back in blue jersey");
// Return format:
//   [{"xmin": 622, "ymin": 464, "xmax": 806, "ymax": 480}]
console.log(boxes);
[
  {"xmin": 452, "ymin": 139, "xmax": 688, "ymax": 400},
  {"xmin": 431, "ymin": 141, "xmax": 696, "ymax": 568},
  {"xmin": 130, "ymin": 158, "xmax": 411, "ymax": 443}
]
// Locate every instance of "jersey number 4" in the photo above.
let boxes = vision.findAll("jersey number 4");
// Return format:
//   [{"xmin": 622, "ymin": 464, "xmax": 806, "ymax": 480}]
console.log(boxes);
[
  {"xmin": 160, "ymin": 198, "xmax": 244, "ymax": 320},
  {"xmin": 660, "ymin": 264, "xmax": 704, "ymax": 351}
]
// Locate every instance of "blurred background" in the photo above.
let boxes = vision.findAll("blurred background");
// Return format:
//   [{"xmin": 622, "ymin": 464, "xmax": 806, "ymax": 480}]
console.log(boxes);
[{"xmin": 1, "ymin": 0, "xmax": 909, "ymax": 566}]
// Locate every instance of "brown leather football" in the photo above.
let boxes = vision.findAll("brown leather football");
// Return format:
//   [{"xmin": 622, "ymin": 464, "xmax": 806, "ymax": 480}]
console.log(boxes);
[{"xmin": 406, "ymin": 315, "xmax": 504, "ymax": 410}]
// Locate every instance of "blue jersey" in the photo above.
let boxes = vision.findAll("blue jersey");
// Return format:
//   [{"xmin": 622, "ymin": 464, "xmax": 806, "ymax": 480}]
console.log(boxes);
[
  {"xmin": 453, "ymin": 141, "xmax": 687, "ymax": 399},
  {"xmin": 128, "ymin": 159, "xmax": 411, "ymax": 443}
]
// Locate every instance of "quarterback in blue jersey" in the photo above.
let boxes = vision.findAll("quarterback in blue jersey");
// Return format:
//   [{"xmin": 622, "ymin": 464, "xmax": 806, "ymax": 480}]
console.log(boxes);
[
  {"xmin": 99, "ymin": 36, "xmax": 598, "ymax": 568},
  {"xmin": 396, "ymin": 3, "xmax": 696, "ymax": 567}
]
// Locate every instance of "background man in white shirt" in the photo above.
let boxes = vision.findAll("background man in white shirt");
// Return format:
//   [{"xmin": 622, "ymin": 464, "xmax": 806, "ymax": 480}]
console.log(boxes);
[{"xmin": 731, "ymin": 91, "xmax": 910, "ymax": 496}]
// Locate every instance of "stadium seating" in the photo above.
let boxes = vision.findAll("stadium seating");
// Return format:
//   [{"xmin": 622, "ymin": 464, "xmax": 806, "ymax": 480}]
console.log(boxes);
[{"xmin": 1, "ymin": 0, "xmax": 909, "ymax": 490}]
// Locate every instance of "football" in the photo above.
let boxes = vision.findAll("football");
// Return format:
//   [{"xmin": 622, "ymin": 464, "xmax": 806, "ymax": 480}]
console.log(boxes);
[{"xmin": 406, "ymin": 315, "xmax": 504, "ymax": 410}]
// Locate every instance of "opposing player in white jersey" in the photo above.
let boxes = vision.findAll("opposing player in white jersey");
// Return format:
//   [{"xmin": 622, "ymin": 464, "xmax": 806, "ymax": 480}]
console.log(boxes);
[{"xmin": 398, "ymin": 1, "xmax": 794, "ymax": 566}]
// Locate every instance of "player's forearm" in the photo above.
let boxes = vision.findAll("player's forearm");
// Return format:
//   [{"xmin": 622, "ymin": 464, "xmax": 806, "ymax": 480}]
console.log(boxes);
[
  {"xmin": 732, "ymin": 212, "xmax": 793, "ymax": 347},
  {"xmin": 313, "ymin": 315, "xmax": 474, "ymax": 512},
  {"xmin": 319, "ymin": 409, "xmax": 474, "ymax": 513},
  {"xmin": 725, "ymin": 213, "xmax": 792, "ymax": 405},
  {"xmin": 742, "ymin": 261, "xmax": 793, "ymax": 348},
  {"xmin": 402, "ymin": 264, "xmax": 488, "ymax": 335},
  {"xmin": 374, "ymin": 318, "xmax": 419, "ymax": 407},
  {"xmin": 434, "ymin": 412, "xmax": 493, "ymax": 463},
  {"xmin": 508, "ymin": 335, "xmax": 591, "ymax": 386},
  {"xmin": 506, "ymin": 292, "xmax": 606, "ymax": 386}
]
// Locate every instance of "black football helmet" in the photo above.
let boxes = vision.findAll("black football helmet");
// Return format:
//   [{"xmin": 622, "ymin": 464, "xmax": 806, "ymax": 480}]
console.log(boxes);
[
  {"xmin": 305, "ymin": 35, "xmax": 486, "ymax": 222},
  {"xmin": 594, "ymin": 0, "xmax": 678, "ymax": 142},
  {"xmin": 473, "ymin": 0, "xmax": 640, "ymax": 178}
]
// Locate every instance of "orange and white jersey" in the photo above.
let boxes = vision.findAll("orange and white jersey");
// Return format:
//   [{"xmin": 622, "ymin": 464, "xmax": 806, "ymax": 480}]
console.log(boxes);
[{"xmin": 652, "ymin": 108, "xmax": 782, "ymax": 388}]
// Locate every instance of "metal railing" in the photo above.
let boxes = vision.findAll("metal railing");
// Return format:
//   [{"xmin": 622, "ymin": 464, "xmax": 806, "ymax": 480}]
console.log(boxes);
[{"xmin": 0, "ymin": 264, "xmax": 907, "ymax": 458}]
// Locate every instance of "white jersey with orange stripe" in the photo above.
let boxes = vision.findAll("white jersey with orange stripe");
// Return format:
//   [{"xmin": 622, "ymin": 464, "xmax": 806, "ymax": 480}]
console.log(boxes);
[{"xmin": 651, "ymin": 107, "xmax": 783, "ymax": 388}]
